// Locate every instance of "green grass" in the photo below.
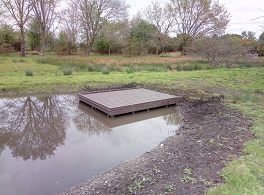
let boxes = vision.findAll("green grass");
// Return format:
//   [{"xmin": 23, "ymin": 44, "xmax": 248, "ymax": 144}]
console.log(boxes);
[
  {"xmin": 0, "ymin": 53, "xmax": 263, "ymax": 194},
  {"xmin": 207, "ymin": 101, "xmax": 264, "ymax": 195}
]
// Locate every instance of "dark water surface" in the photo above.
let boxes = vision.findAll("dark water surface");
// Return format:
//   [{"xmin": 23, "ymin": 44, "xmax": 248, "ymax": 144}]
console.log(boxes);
[{"xmin": 0, "ymin": 94, "xmax": 181, "ymax": 195}]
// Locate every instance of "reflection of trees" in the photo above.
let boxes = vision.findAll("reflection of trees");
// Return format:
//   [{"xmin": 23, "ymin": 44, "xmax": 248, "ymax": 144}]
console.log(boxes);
[
  {"xmin": 73, "ymin": 108, "xmax": 112, "ymax": 136},
  {"xmin": 163, "ymin": 111, "xmax": 182, "ymax": 127},
  {"xmin": 0, "ymin": 96, "xmax": 68, "ymax": 161},
  {"xmin": 0, "ymin": 132, "xmax": 11, "ymax": 155}
]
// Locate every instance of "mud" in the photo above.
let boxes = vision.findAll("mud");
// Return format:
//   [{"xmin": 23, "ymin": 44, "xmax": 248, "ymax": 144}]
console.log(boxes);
[{"xmin": 62, "ymin": 100, "xmax": 253, "ymax": 195}]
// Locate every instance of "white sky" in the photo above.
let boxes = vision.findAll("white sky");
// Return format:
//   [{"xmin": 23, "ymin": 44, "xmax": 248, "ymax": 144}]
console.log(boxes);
[{"xmin": 127, "ymin": 0, "xmax": 264, "ymax": 38}]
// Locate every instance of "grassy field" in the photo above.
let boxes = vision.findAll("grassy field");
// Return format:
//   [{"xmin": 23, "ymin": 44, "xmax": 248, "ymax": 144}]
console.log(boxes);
[{"xmin": 0, "ymin": 52, "xmax": 263, "ymax": 194}]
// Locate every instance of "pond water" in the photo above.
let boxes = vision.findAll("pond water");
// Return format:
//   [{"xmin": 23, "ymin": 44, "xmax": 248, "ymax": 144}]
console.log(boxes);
[{"xmin": 0, "ymin": 94, "xmax": 181, "ymax": 195}]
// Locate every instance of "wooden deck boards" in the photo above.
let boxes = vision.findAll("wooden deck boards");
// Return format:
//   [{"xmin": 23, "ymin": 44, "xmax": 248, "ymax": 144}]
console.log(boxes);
[{"xmin": 78, "ymin": 88, "xmax": 182, "ymax": 117}]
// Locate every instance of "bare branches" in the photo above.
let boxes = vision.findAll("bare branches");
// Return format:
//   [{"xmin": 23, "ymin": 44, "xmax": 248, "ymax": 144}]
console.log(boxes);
[
  {"xmin": 73, "ymin": 0, "xmax": 129, "ymax": 55},
  {"xmin": 170, "ymin": 0, "xmax": 230, "ymax": 39},
  {"xmin": 144, "ymin": 1, "xmax": 174, "ymax": 35},
  {"xmin": 2, "ymin": 0, "xmax": 33, "ymax": 56},
  {"xmin": 2, "ymin": 0, "xmax": 32, "ymax": 27},
  {"xmin": 61, "ymin": 3, "xmax": 80, "ymax": 44},
  {"xmin": 251, "ymin": 8, "xmax": 264, "ymax": 21},
  {"xmin": 251, "ymin": 8, "xmax": 264, "ymax": 29},
  {"xmin": 30, "ymin": 0, "xmax": 60, "ymax": 54},
  {"xmin": 0, "ymin": 96, "xmax": 67, "ymax": 160},
  {"xmin": 143, "ymin": 1, "xmax": 175, "ymax": 54},
  {"xmin": 186, "ymin": 36, "xmax": 247, "ymax": 66}
]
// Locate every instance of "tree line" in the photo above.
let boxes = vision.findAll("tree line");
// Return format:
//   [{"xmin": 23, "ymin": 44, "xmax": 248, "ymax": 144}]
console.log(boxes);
[{"xmin": 0, "ymin": 0, "xmax": 263, "ymax": 61}]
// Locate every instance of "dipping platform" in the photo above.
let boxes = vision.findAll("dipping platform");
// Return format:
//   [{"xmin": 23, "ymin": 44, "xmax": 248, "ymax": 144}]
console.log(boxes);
[{"xmin": 78, "ymin": 88, "xmax": 182, "ymax": 117}]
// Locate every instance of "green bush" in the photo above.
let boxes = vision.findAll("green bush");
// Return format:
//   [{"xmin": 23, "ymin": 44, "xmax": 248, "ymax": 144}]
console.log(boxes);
[
  {"xmin": 192, "ymin": 64, "xmax": 202, "ymax": 70},
  {"xmin": 126, "ymin": 66, "xmax": 135, "ymax": 74},
  {"xmin": 185, "ymin": 65, "xmax": 194, "ymax": 71},
  {"xmin": 62, "ymin": 66, "xmax": 74, "ymax": 75},
  {"xmin": 166, "ymin": 64, "xmax": 172, "ymax": 71},
  {"xmin": 95, "ymin": 37, "xmax": 110, "ymax": 55},
  {"xmin": 176, "ymin": 65, "xmax": 182, "ymax": 71},
  {"xmin": 101, "ymin": 67, "xmax": 110, "ymax": 74},
  {"xmin": 87, "ymin": 64, "xmax": 96, "ymax": 72},
  {"xmin": 25, "ymin": 69, "xmax": 33, "ymax": 76}
]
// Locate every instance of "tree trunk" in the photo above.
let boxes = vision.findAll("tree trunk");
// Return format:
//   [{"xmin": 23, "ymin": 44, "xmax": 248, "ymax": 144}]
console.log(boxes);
[
  {"xmin": 20, "ymin": 25, "xmax": 26, "ymax": 57},
  {"xmin": 86, "ymin": 43, "xmax": 91, "ymax": 55},
  {"xmin": 41, "ymin": 31, "xmax": 45, "ymax": 55},
  {"xmin": 155, "ymin": 47, "xmax": 159, "ymax": 55}
]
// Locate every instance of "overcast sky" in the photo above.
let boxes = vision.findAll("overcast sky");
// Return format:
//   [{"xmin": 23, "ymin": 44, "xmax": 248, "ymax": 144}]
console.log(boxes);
[{"xmin": 127, "ymin": 0, "xmax": 264, "ymax": 38}]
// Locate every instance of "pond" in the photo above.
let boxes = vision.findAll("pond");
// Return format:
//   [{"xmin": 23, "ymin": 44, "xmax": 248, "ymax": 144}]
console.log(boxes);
[{"xmin": 0, "ymin": 94, "xmax": 181, "ymax": 195}]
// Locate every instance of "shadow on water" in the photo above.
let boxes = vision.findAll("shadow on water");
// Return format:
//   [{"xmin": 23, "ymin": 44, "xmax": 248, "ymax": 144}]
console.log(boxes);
[{"xmin": 0, "ymin": 94, "xmax": 182, "ymax": 195}]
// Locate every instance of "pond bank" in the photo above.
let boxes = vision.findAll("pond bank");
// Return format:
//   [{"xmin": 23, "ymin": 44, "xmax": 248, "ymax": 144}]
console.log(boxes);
[{"xmin": 62, "ymin": 100, "xmax": 253, "ymax": 195}]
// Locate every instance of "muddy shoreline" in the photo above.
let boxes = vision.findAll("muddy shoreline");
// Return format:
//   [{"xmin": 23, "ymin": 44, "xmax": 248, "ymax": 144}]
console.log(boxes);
[{"xmin": 62, "ymin": 100, "xmax": 253, "ymax": 195}]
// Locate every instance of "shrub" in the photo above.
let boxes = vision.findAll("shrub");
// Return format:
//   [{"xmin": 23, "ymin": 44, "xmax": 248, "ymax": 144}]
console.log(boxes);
[
  {"xmin": 63, "ymin": 66, "xmax": 74, "ymax": 75},
  {"xmin": 186, "ymin": 37, "xmax": 247, "ymax": 67},
  {"xmin": 126, "ymin": 67, "xmax": 135, "ymax": 74},
  {"xmin": 87, "ymin": 64, "xmax": 96, "ymax": 72},
  {"xmin": 25, "ymin": 69, "xmax": 33, "ymax": 76},
  {"xmin": 94, "ymin": 37, "xmax": 110, "ymax": 54},
  {"xmin": 101, "ymin": 67, "xmax": 110, "ymax": 74},
  {"xmin": 192, "ymin": 64, "xmax": 202, "ymax": 70},
  {"xmin": 176, "ymin": 65, "xmax": 182, "ymax": 71},
  {"xmin": 166, "ymin": 64, "xmax": 172, "ymax": 71},
  {"xmin": 181, "ymin": 65, "xmax": 189, "ymax": 71},
  {"xmin": 185, "ymin": 65, "xmax": 194, "ymax": 71}
]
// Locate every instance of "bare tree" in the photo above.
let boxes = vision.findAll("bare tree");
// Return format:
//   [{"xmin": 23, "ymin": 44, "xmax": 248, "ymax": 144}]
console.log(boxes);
[
  {"xmin": 143, "ymin": 1, "xmax": 174, "ymax": 54},
  {"xmin": 186, "ymin": 36, "xmax": 246, "ymax": 66},
  {"xmin": 0, "ymin": 96, "xmax": 67, "ymax": 160},
  {"xmin": 170, "ymin": 0, "xmax": 230, "ymax": 39},
  {"xmin": 74, "ymin": 0, "xmax": 129, "ymax": 55},
  {"xmin": 0, "ymin": 2, "xmax": 5, "ymax": 24},
  {"xmin": 252, "ymin": 8, "xmax": 264, "ymax": 29},
  {"xmin": 95, "ymin": 20, "xmax": 130, "ymax": 54},
  {"xmin": 30, "ymin": 0, "xmax": 60, "ymax": 54},
  {"xmin": 144, "ymin": 1, "xmax": 174, "ymax": 34},
  {"xmin": 73, "ymin": 110, "xmax": 112, "ymax": 136},
  {"xmin": 56, "ymin": 3, "xmax": 80, "ymax": 55},
  {"xmin": 2, "ymin": 0, "xmax": 32, "ymax": 57},
  {"xmin": 61, "ymin": 2, "xmax": 80, "ymax": 46}
]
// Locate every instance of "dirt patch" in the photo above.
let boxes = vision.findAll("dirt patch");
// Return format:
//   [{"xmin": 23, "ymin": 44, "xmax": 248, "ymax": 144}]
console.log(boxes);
[{"xmin": 62, "ymin": 100, "xmax": 253, "ymax": 195}]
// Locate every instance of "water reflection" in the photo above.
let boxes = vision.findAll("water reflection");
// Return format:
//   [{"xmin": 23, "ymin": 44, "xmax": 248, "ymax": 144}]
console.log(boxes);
[
  {"xmin": 163, "ymin": 111, "xmax": 182, "ymax": 126},
  {"xmin": 0, "ymin": 96, "xmax": 67, "ymax": 160},
  {"xmin": 73, "ymin": 104, "xmax": 112, "ymax": 136},
  {"xmin": 0, "ymin": 94, "xmax": 182, "ymax": 195},
  {"xmin": 77, "ymin": 102, "xmax": 181, "ymax": 129},
  {"xmin": 0, "ymin": 95, "xmax": 182, "ymax": 161}
]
